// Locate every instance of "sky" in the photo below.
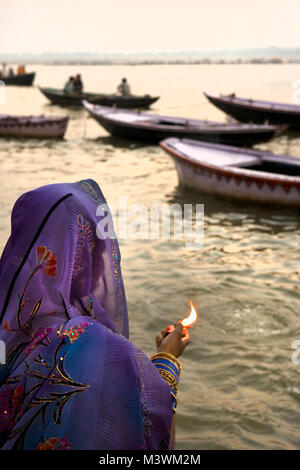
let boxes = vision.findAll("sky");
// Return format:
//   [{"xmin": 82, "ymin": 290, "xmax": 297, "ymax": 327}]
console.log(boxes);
[{"xmin": 0, "ymin": 0, "xmax": 299, "ymax": 54}]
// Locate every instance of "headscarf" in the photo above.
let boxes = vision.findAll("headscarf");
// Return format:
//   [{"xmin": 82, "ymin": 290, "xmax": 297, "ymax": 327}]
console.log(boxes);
[{"xmin": 0, "ymin": 179, "xmax": 172, "ymax": 450}]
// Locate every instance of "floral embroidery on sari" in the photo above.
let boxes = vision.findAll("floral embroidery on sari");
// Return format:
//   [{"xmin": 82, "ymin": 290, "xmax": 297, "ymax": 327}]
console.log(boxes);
[
  {"xmin": 2, "ymin": 245, "xmax": 57, "ymax": 338},
  {"xmin": 36, "ymin": 245, "xmax": 57, "ymax": 277},
  {"xmin": 0, "ymin": 385, "xmax": 24, "ymax": 435},
  {"xmin": 3, "ymin": 337, "xmax": 90, "ymax": 449},
  {"xmin": 36, "ymin": 435, "xmax": 71, "ymax": 450},
  {"xmin": 57, "ymin": 322, "xmax": 91, "ymax": 344},
  {"xmin": 25, "ymin": 327, "xmax": 53, "ymax": 355},
  {"xmin": 0, "ymin": 243, "xmax": 92, "ymax": 449}
]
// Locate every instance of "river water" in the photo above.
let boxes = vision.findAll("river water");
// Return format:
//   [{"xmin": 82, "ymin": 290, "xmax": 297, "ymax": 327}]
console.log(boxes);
[{"xmin": 1, "ymin": 64, "xmax": 300, "ymax": 449}]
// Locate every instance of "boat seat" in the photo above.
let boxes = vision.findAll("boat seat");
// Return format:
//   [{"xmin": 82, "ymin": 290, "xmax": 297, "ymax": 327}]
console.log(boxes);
[
  {"xmin": 225, "ymin": 157, "xmax": 261, "ymax": 167},
  {"xmin": 106, "ymin": 112, "xmax": 151, "ymax": 123},
  {"xmin": 175, "ymin": 142, "xmax": 261, "ymax": 168}
]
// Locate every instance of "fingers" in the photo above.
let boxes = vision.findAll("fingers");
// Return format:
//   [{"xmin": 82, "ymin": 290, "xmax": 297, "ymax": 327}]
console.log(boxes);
[
  {"xmin": 156, "ymin": 333, "xmax": 162, "ymax": 348},
  {"xmin": 181, "ymin": 329, "xmax": 190, "ymax": 346},
  {"xmin": 174, "ymin": 322, "xmax": 183, "ymax": 337}
]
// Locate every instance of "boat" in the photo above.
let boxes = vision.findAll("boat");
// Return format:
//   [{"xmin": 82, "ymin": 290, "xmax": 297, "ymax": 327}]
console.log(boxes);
[
  {"xmin": 39, "ymin": 87, "xmax": 159, "ymax": 108},
  {"xmin": 0, "ymin": 114, "xmax": 69, "ymax": 138},
  {"xmin": 0, "ymin": 72, "xmax": 35, "ymax": 86},
  {"xmin": 88, "ymin": 93, "xmax": 159, "ymax": 108},
  {"xmin": 82, "ymin": 102, "xmax": 286, "ymax": 146},
  {"xmin": 160, "ymin": 138, "xmax": 300, "ymax": 206},
  {"xmin": 204, "ymin": 92, "xmax": 300, "ymax": 130}
]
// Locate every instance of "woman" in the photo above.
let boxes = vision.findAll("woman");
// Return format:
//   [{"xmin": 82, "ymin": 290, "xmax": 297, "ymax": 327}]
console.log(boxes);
[{"xmin": 0, "ymin": 179, "xmax": 189, "ymax": 450}]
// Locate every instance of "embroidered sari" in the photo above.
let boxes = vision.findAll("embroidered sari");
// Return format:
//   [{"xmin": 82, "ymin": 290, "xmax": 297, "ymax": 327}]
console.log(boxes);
[{"xmin": 0, "ymin": 179, "xmax": 172, "ymax": 450}]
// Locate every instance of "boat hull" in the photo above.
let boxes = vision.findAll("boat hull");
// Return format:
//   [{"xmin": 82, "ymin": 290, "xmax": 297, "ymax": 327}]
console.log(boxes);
[
  {"xmin": 39, "ymin": 88, "xmax": 96, "ymax": 106},
  {"xmin": 88, "ymin": 95, "xmax": 159, "ymax": 109},
  {"xmin": 39, "ymin": 87, "xmax": 159, "ymax": 108},
  {"xmin": 205, "ymin": 93, "xmax": 300, "ymax": 129},
  {"xmin": 0, "ymin": 116, "xmax": 69, "ymax": 138},
  {"xmin": 0, "ymin": 72, "xmax": 35, "ymax": 86},
  {"xmin": 88, "ymin": 110, "xmax": 282, "ymax": 146},
  {"xmin": 160, "ymin": 139, "xmax": 300, "ymax": 207}
]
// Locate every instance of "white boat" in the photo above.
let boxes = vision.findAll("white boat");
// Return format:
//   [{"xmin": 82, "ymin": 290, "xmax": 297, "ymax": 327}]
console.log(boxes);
[
  {"xmin": 0, "ymin": 114, "xmax": 69, "ymax": 138},
  {"xmin": 160, "ymin": 138, "xmax": 300, "ymax": 206}
]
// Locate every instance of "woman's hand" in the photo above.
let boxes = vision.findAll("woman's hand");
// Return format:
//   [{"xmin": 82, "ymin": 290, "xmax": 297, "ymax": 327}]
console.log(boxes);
[{"xmin": 155, "ymin": 322, "xmax": 190, "ymax": 358}]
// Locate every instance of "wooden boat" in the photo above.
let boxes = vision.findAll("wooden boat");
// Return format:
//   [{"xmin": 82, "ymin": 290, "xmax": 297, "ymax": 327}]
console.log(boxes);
[
  {"xmin": 88, "ymin": 93, "xmax": 159, "ymax": 108},
  {"xmin": 39, "ymin": 87, "xmax": 159, "ymax": 108},
  {"xmin": 0, "ymin": 114, "xmax": 69, "ymax": 138},
  {"xmin": 160, "ymin": 138, "xmax": 300, "ymax": 206},
  {"xmin": 0, "ymin": 72, "xmax": 35, "ymax": 86},
  {"xmin": 82, "ymin": 101, "xmax": 286, "ymax": 146},
  {"xmin": 204, "ymin": 91, "xmax": 300, "ymax": 130}
]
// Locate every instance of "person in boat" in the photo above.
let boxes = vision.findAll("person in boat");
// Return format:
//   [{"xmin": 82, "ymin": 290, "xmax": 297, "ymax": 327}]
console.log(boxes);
[
  {"xmin": 0, "ymin": 179, "xmax": 189, "ymax": 450},
  {"xmin": 17, "ymin": 65, "xmax": 26, "ymax": 75},
  {"xmin": 63, "ymin": 76, "xmax": 74, "ymax": 95},
  {"xmin": 73, "ymin": 74, "xmax": 83, "ymax": 94},
  {"xmin": 117, "ymin": 77, "xmax": 131, "ymax": 96}
]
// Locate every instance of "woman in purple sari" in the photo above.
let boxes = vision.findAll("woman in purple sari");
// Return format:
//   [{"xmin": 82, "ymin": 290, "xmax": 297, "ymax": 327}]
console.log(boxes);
[{"xmin": 0, "ymin": 179, "xmax": 189, "ymax": 450}]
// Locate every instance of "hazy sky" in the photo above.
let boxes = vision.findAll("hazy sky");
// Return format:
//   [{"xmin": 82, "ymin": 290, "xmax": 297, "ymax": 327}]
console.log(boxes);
[{"xmin": 1, "ymin": 0, "xmax": 299, "ymax": 54}]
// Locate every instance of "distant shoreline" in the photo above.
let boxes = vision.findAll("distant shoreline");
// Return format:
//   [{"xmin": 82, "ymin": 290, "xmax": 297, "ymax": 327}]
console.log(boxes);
[{"xmin": 1, "ymin": 59, "xmax": 300, "ymax": 66}]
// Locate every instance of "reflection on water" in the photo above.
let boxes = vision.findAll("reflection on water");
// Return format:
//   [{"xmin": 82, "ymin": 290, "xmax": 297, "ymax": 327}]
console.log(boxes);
[
  {"xmin": 1, "ymin": 64, "xmax": 300, "ymax": 449},
  {"xmin": 95, "ymin": 135, "xmax": 150, "ymax": 149},
  {"xmin": 170, "ymin": 184, "xmax": 300, "ymax": 227}
]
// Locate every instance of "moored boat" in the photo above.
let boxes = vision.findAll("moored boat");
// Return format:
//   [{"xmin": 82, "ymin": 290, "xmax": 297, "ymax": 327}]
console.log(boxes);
[
  {"xmin": 88, "ymin": 93, "xmax": 159, "ymax": 108},
  {"xmin": 0, "ymin": 114, "xmax": 69, "ymax": 138},
  {"xmin": 39, "ymin": 87, "xmax": 159, "ymax": 108},
  {"xmin": 160, "ymin": 138, "xmax": 300, "ymax": 206},
  {"xmin": 0, "ymin": 72, "xmax": 35, "ymax": 86},
  {"xmin": 204, "ymin": 91, "xmax": 300, "ymax": 129},
  {"xmin": 82, "ymin": 102, "xmax": 286, "ymax": 146}
]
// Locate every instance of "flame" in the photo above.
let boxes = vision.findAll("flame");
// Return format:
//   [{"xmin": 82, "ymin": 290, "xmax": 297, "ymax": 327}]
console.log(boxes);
[{"xmin": 181, "ymin": 300, "xmax": 198, "ymax": 328}]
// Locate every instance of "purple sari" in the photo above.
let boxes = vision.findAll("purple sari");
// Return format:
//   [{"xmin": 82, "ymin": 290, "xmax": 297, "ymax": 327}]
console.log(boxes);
[{"xmin": 0, "ymin": 180, "xmax": 172, "ymax": 450}]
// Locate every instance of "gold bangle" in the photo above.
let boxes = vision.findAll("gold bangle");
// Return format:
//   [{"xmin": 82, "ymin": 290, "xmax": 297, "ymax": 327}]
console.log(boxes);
[
  {"xmin": 152, "ymin": 362, "xmax": 179, "ymax": 377},
  {"xmin": 158, "ymin": 368, "xmax": 178, "ymax": 388},
  {"xmin": 150, "ymin": 352, "xmax": 182, "ymax": 376},
  {"xmin": 157, "ymin": 369, "xmax": 178, "ymax": 394},
  {"xmin": 170, "ymin": 391, "xmax": 177, "ymax": 405},
  {"xmin": 171, "ymin": 392, "xmax": 177, "ymax": 414}
]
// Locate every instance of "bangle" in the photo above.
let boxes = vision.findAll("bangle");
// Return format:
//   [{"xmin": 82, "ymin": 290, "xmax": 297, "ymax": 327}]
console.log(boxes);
[
  {"xmin": 151, "ymin": 359, "xmax": 180, "ymax": 381},
  {"xmin": 157, "ymin": 368, "xmax": 178, "ymax": 394},
  {"xmin": 151, "ymin": 352, "xmax": 181, "ymax": 414},
  {"xmin": 150, "ymin": 352, "xmax": 182, "ymax": 376},
  {"xmin": 170, "ymin": 391, "xmax": 177, "ymax": 414}
]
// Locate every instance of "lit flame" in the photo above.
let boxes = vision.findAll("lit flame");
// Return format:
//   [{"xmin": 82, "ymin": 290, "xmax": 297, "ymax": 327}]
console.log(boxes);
[{"xmin": 181, "ymin": 301, "xmax": 198, "ymax": 328}]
